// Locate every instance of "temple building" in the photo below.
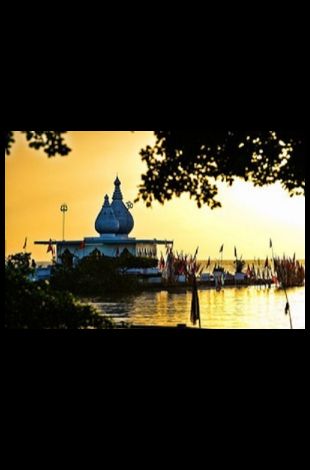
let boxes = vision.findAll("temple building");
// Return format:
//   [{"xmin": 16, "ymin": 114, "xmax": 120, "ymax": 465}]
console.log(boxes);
[{"xmin": 35, "ymin": 176, "xmax": 173, "ymax": 266}]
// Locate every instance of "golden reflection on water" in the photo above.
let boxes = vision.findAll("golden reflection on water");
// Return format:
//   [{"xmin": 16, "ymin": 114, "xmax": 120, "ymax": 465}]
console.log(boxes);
[{"xmin": 91, "ymin": 286, "xmax": 305, "ymax": 329}]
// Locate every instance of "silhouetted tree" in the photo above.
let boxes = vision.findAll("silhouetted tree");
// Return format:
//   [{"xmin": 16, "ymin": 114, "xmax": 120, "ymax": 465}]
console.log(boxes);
[
  {"xmin": 5, "ymin": 252, "xmax": 113, "ymax": 329},
  {"xmin": 136, "ymin": 131, "xmax": 305, "ymax": 208},
  {"xmin": 5, "ymin": 131, "xmax": 71, "ymax": 157}
]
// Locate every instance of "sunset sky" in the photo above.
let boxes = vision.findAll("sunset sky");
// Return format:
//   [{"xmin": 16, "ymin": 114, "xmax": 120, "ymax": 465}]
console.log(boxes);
[{"xmin": 5, "ymin": 131, "xmax": 305, "ymax": 261}]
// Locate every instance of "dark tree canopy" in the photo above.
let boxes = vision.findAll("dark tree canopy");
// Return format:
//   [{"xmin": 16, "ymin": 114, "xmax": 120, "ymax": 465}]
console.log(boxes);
[
  {"xmin": 5, "ymin": 131, "xmax": 71, "ymax": 157},
  {"xmin": 136, "ymin": 131, "xmax": 305, "ymax": 208},
  {"xmin": 5, "ymin": 252, "xmax": 113, "ymax": 329}
]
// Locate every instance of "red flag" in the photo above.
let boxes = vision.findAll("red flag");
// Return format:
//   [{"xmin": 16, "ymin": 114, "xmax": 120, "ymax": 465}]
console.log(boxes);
[
  {"xmin": 161, "ymin": 255, "xmax": 165, "ymax": 270},
  {"xmin": 47, "ymin": 239, "xmax": 54, "ymax": 255},
  {"xmin": 79, "ymin": 240, "xmax": 85, "ymax": 249},
  {"xmin": 272, "ymin": 275, "xmax": 278, "ymax": 285}
]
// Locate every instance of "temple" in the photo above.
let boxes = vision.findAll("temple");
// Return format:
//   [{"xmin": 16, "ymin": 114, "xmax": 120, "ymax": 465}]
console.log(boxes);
[{"xmin": 35, "ymin": 176, "xmax": 173, "ymax": 265}]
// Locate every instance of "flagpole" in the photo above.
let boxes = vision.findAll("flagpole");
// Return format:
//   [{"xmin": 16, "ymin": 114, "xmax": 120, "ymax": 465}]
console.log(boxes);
[
  {"xmin": 195, "ymin": 274, "xmax": 201, "ymax": 329},
  {"xmin": 271, "ymin": 243, "xmax": 275, "ymax": 275},
  {"xmin": 60, "ymin": 204, "xmax": 68, "ymax": 241},
  {"xmin": 283, "ymin": 287, "xmax": 293, "ymax": 329},
  {"xmin": 280, "ymin": 263, "xmax": 293, "ymax": 329},
  {"xmin": 271, "ymin": 239, "xmax": 293, "ymax": 329}
]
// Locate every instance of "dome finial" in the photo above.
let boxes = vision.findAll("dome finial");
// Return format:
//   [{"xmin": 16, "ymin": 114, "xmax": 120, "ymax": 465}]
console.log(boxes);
[{"xmin": 113, "ymin": 175, "xmax": 122, "ymax": 200}]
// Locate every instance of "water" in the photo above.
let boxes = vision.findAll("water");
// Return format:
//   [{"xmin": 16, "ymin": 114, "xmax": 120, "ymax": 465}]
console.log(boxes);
[{"xmin": 88, "ymin": 285, "xmax": 305, "ymax": 329}]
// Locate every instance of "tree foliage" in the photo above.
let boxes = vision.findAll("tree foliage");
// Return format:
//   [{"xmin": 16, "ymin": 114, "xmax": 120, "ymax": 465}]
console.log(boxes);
[
  {"xmin": 5, "ymin": 253, "xmax": 113, "ymax": 329},
  {"xmin": 50, "ymin": 252, "xmax": 157, "ymax": 296},
  {"xmin": 5, "ymin": 131, "xmax": 71, "ymax": 157},
  {"xmin": 136, "ymin": 131, "xmax": 305, "ymax": 208}
]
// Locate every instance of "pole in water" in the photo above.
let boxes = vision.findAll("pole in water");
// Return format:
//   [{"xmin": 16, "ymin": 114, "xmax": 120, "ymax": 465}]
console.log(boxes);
[
  {"xmin": 271, "ymin": 239, "xmax": 293, "ymax": 329},
  {"xmin": 284, "ymin": 287, "xmax": 293, "ymax": 329},
  {"xmin": 60, "ymin": 204, "xmax": 68, "ymax": 241}
]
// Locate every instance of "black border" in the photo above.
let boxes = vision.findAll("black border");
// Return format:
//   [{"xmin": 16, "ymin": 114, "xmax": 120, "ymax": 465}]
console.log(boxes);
[{"xmin": 3, "ymin": 67, "xmax": 308, "ymax": 378}]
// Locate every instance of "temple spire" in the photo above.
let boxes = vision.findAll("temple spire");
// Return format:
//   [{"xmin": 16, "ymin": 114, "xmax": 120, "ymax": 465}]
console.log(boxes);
[
  {"xmin": 111, "ymin": 175, "xmax": 134, "ymax": 235},
  {"xmin": 112, "ymin": 175, "xmax": 123, "ymax": 200}
]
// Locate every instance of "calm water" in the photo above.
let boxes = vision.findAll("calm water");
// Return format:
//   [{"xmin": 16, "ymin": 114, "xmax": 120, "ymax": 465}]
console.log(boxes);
[{"xmin": 88, "ymin": 285, "xmax": 305, "ymax": 329}]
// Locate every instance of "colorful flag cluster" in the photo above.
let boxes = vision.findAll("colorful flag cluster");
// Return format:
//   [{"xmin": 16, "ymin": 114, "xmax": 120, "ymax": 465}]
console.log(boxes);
[
  {"xmin": 273, "ymin": 256, "xmax": 305, "ymax": 288},
  {"xmin": 159, "ymin": 245, "xmax": 204, "ymax": 282}
]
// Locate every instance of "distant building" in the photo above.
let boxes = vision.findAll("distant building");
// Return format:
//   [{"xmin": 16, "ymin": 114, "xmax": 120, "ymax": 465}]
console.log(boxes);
[{"xmin": 35, "ymin": 176, "xmax": 173, "ymax": 266}]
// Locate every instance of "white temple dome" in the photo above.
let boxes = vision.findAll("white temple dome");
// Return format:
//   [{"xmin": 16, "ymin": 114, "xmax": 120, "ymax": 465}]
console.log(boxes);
[{"xmin": 95, "ymin": 195, "xmax": 120, "ymax": 235}]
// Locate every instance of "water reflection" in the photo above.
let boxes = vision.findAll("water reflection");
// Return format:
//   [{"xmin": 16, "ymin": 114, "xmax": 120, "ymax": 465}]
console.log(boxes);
[{"xmin": 89, "ymin": 286, "xmax": 305, "ymax": 329}]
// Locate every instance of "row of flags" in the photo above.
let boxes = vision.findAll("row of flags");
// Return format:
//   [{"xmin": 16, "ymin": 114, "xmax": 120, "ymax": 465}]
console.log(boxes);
[
  {"xmin": 158, "ymin": 248, "xmax": 304, "ymax": 284},
  {"xmin": 200, "ymin": 239, "xmax": 272, "ymax": 258}
]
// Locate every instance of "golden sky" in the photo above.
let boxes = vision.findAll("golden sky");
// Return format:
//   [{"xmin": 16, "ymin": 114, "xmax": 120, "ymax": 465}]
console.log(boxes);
[{"xmin": 5, "ymin": 131, "xmax": 305, "ymax": 261}]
